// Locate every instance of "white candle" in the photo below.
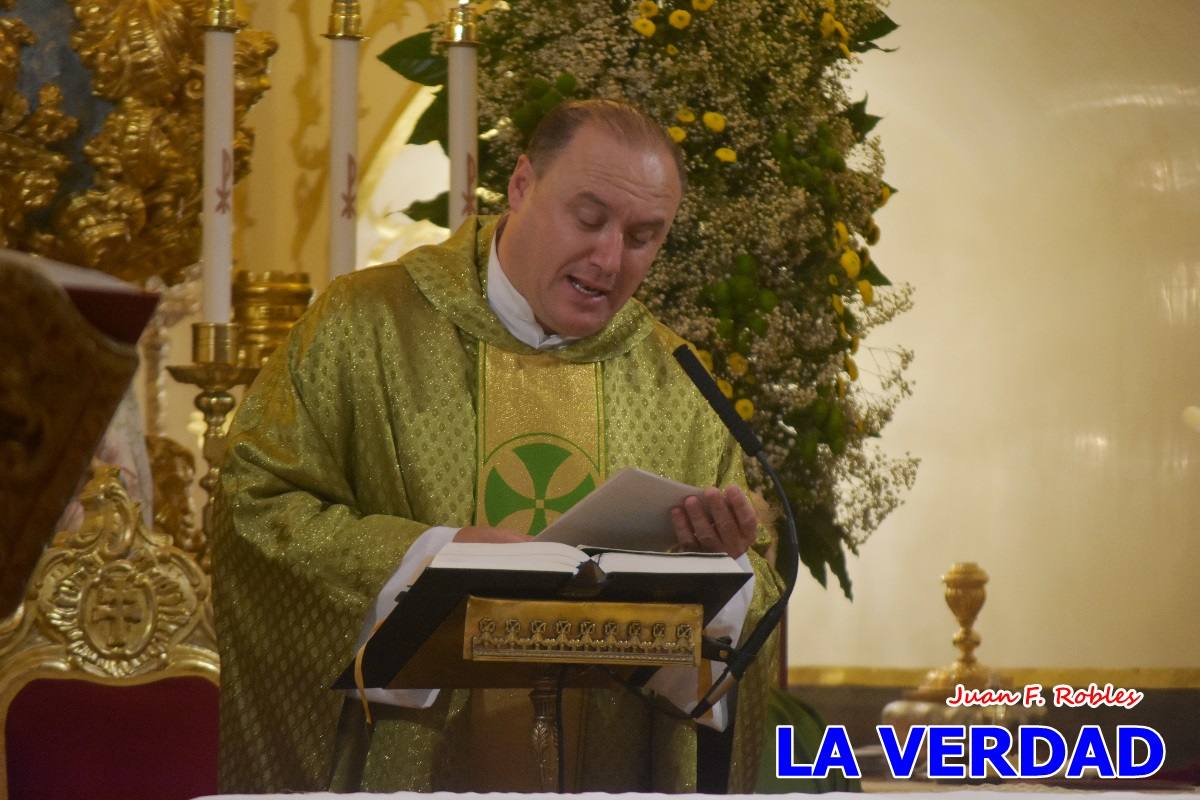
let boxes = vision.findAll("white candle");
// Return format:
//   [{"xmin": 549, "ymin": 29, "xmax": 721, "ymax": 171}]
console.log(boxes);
[
  {"xmin": 447, "ymin": 42, "xmax": 478, "ymax": 232},
  {"xmin": 202, "ymin": 29, "xmax": 236, "ymax": 323},
  {"xmin": 328, "ymin": 37, "xmax": 359, "ymax": 280}
]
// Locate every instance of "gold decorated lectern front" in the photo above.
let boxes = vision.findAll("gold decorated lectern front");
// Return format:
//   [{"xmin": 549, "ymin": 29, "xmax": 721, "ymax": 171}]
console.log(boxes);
[{"xmin": 386, "ymin": 595, "xmax": 704, "ymax": 792}]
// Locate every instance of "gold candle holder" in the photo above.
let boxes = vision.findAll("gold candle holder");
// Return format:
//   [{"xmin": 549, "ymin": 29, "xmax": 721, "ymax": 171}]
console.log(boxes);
[
  {"xmin": 442, "ymin": 0, "xmax": 478, "ymax": 45},
  {"xmin": 204, "ymin": 0, "xmax": 244, "ymax": 31},
  {"xmin": 907, "ymin": 562, "xmax": 1005, "ymax": 701},
  {"xmin": 325, "ymin": 0, "xmax": 365, "ymax": 39},
  {"xmin": 232, "ymin": 270, "xmax": 313, "ymax": 367},
  {"xmin": 167, "ymin": 322, "xmax": 259, "ymax": 567}
]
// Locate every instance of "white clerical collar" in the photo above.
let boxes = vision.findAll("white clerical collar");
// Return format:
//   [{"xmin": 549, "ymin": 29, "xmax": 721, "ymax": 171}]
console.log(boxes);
[{"xmin": 487, "ymin": 228, "xmax": 578, "ymax": 350}]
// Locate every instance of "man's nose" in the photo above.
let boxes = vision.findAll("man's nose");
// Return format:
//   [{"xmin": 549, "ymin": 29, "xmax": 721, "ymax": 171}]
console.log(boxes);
[{"xmin": 591, "ymin": 226, "xmax": 622, "ymax": 274}]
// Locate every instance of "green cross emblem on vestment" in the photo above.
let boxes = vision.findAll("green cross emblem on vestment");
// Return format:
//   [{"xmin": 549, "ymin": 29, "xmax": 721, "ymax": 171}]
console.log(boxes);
[{"xmin": 483, "ymin": 441, "xmax": 596, "ymax": 535}]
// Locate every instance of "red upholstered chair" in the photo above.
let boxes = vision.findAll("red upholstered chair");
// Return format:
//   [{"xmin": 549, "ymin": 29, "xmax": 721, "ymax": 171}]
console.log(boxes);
[{"xmin": 0, "ymin": 466, "xmax": 219, "ymax": 800}]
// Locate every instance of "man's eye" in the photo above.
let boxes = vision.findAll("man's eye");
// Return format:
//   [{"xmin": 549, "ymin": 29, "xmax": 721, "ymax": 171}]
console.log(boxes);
[{"xmin": 577, "ymin": 215, "xmax": 604, "ymax": 229}]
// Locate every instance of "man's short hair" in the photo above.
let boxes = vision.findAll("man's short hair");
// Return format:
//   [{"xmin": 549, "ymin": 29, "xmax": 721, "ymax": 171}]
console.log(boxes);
[{"xmin": 525, "ymin": 99, "xmax": 688, "ymax": 194}]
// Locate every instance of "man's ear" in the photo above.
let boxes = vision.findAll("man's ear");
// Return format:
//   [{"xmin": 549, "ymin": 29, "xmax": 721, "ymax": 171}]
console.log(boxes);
[{"xmin": 507, "ymin": 154, "xmax": 535, "ymax": 211}]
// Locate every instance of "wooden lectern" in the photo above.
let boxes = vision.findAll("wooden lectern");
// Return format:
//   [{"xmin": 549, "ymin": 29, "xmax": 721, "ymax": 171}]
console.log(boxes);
[{"xmin": 340, "ymin": 560, "xmax": 745, "ymax": 791}]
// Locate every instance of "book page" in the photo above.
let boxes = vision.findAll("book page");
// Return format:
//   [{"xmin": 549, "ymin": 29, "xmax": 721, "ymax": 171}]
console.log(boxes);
[
  {"xmin": 428, "ymin": 541, "xmax": 588, "ymax": 573},
  {"xmin": 592, "ymin": 549, "xmax": 741, "ymax": 575},
  {"xmin": 536, "ymin": 468, "xmax": 703, "ymax": 552}
]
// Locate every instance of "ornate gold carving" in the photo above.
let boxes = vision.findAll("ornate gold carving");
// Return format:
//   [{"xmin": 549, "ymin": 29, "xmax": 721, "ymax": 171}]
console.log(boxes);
[
  {"xmin": 464, "ymin": 597, "xmax": 702, "ymax": 667},
  {"xmin": 0, "ymin": 17, "xmax": 79, "ymax": 249},
  {"xmin": 0, "ymin": 0, "xmax": 275, "ymax": 288},
  {"xmin": 0, "ymin": 463, "xmax": 216, "ymax": 675},
  {"xmin": 146, "ymin": 434, "xmax": 201, "ymax": 557},
  {"xmin": 232, "ymin": 270, "xmax": 313, "ymax": 366}
]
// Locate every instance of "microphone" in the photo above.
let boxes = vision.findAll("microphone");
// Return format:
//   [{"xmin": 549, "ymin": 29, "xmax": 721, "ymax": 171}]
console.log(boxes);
[{"xmin": 670, "ymin": 344, "xmax": 800, "ymax": 718}]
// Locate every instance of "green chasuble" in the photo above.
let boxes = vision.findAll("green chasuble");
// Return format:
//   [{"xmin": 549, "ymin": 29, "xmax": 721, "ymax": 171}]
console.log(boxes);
[{"xmin": 212, "ymin": 216, "xmax": 785, "ymax": 793}]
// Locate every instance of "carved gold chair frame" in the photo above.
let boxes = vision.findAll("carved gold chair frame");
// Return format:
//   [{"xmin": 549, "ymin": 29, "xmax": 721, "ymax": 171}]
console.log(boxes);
[{"xmin": 0, "ymin": 465, "xmax": 218, "ymax": 799}]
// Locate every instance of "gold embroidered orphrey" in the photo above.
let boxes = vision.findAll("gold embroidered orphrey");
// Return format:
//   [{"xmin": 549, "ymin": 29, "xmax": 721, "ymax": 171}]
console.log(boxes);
[{"xmin": 474, "ymin": 343, "xmax": 605, "ymax": 535}]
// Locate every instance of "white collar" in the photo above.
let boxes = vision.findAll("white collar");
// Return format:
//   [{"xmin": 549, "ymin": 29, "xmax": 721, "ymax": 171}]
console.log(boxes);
[{"xmin": 487, "ymin": 230, "xmax": 578, "ymax": 350}]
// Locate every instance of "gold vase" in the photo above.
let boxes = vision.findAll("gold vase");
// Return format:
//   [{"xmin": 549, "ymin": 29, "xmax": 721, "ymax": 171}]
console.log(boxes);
[{"xmin": 232, "ymin": 270, "xmax": 313, "ymax": 366}]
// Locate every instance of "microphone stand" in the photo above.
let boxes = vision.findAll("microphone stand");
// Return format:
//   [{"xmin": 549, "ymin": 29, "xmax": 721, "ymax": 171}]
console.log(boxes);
[{"xmin": 669, "ymin": 345, "xmax": 801, "ymax": 720}]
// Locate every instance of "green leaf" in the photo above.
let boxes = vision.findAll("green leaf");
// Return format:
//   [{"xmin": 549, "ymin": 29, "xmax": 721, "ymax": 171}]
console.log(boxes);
[
  {"xmin": 410, "ymin": 89, "xmax": 448, "ymax": 150},
  {"xmin": 794, "ymin": 506, "xmax": 854, "ymax": 599},
  {"xmin": 849, "ymin": 12, "xmax": 899, "ymax": 52},
  {"xmin": 843, "ymin": 96, "xmax": 882, "ymax": 139},
  {"xmin": 403, "ymin": 191, "xmax": 448, "ymax": 228},
  {"xmin": 859, "ymin": 260, "xmax": 892, "ymax": 286},
  {"xmin": 855, "ymin": 12, "xmax": 899, "ymax": 44},
  {"xmin": 756, "ymin": 689, "xmax": 863, "ymax": 793},
  {"xmin": 377, "ymin": 30, "xmax": 447, "ymax": 86}
]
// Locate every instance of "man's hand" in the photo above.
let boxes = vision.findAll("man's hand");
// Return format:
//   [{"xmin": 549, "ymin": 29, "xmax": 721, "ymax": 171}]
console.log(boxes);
[
  {"xmin": 670, "ymin": 485, "xmax": 758, "ymax": 559},
  {"xmin": 453, "ymin": 526, "xmax": 529, "ymax": 544}
]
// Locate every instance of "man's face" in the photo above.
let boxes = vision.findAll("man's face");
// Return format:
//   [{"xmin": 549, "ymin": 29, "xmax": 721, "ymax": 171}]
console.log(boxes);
[{"xmin": 498, "ymin": 123, "xmax": 683, "ymax": 338}]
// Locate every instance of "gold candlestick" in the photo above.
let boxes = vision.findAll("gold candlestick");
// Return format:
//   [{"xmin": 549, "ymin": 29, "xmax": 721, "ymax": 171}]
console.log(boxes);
[
  {"xmin": 204, "ymin": 0, "xmax": 244, "ymax": 31},
  {"xmin": 325, "ymin": 0, "xmax": 365, "ymax": 39},
  {"xmin": 443, "ymin": 0, "xmax": 478, "ymax": 44},
  {"xmin": 167, "ymin": 322, "xmax": 259, "ymax": 567},
  {"xmin": 233, "ymin": 270, "xmax": 313, "ymax": 366}
]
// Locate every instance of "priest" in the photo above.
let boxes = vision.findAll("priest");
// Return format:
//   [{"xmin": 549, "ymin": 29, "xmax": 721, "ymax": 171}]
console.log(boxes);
[{"xmin": 212, "ymin": 98, "xmax": 785, "ymax": 793}]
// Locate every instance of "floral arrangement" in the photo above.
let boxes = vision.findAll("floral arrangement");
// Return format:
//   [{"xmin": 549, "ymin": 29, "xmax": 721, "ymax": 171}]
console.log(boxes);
[{"xmin": 381, "ymin": 0, "xmax": 915, "ymax": 597}]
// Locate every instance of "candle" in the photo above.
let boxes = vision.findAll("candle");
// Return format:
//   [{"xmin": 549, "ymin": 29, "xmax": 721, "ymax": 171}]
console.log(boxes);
[
  {"xmin": 201, "ymin": 2, "xmax": 241, "ymax": 323},
  {"xmin": 445, "ymin": 1, "xmax": 478, "ymax": 232},
  {"xmin": 325, "ymin": 1, "xmax": 365, "ymax": 280}
]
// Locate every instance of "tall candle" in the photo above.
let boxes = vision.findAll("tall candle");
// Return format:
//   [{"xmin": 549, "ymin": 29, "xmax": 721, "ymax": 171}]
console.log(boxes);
[
  {"xmin": 325, "ymin": 2, "xmax": 364, "ymax": 280},
  {"xmin": 446, "ymin": 1, "xmax": 478, "ymax": 232},
  {"xmin": 202, "ymin": 26, "xmax": 237, "ymax": 323}
]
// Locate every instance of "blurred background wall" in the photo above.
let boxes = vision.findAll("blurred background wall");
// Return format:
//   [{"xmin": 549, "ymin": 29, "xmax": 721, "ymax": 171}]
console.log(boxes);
[{"xmin": 786, "ymin": 0, "xmax": 1200, "ymax": 676}]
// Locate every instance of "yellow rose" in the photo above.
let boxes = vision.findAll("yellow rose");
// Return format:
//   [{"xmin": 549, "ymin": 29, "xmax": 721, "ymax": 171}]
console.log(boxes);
[
  {"xmin": 857, "ymin": 279, "xmax": 874, "ymax": 305},
  {"xmin": 838, "ymin": 42, "xmax": 853, "ymax": 59},
  {"xmin": 827, "ymin": 273, "xmax": 839, "ymax": 287},
  {"xmin": 692, "ymin": 0, "xmax": 715, "ymax": 10},
  {"xmin": 668, "ymin": 9, "xmax": 691, "ymax": 28},
  {"xmin": 715, "ymin": 147, "xmax": 737, "ymax": 163},
  {"xmin": 838, "ymin": 320, "xmax": 849, "ymax": 340},
  {"xmin": 833, "ymin": 20, "xmax": 849, "ymax": 42},
  {"xmin": 833, "ymin": 220, "xmax": 849, "ymax": 249},
  {"xmin": 633, "ymin": 17, "xmax": 656, "ymax": 36},
  {"xmin": 637, "ymin": 0, "xmax": 660, "ymax": 17},
  {"xmin": 667, "ymin": 44, "xmax": 679, "ymax": 55},
  {"xmin": 717, "ymin": 378, "xmax": 734, "ymax": 399},
  {"xmin": 880, "ymin": 184, "xmax": 892, "ymax": 205},
  {"xmin": 676, "ymin": 107, "xmax": 696, "ymax": 124},
  {"xmin": 844, "ymin": 354, "xmax": 858, "ymax": 381},
  {"xmin": 831, "ymin": 294, "xmax": 844, "ymax": 316},
  {"xmin": 695, "ymin": 349, "xmax": 714, "ymax": 372},
  {"xmin": 839, "ymin": 249, "xmax": 861, "ymax": 280},
  {"xmin": 727, "ymin": 352, "xmax": 748, "ymax": 376},
  {"xmin": 735, "ymin": 398, "xmax": 754, "ymax": 420},
  {"xmin": 702, "ymin": 111, "xmax": 726, "ymax": 132},
  {"xmin": 667, "ymin": 126, "xmax": 687, "ymax": 143},
  {"xmin": 850, "ymin": 335, "xmax": 859, "ymax": 354}
]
